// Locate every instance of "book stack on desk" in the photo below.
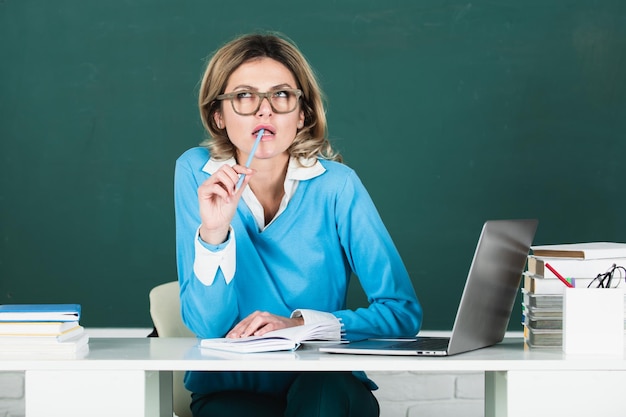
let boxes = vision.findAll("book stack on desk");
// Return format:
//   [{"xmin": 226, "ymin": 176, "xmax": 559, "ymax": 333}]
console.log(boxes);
[
  {"xmin": 0, "ymin": 303, "xmax": 89, "ymax": 356},
  {"xmin": 522, "ymin": 242, "xmax": 626, "ymax": 348},
  {"xmin": 521, "ymin": 290, "xmax": 564, "ymax": 347}
]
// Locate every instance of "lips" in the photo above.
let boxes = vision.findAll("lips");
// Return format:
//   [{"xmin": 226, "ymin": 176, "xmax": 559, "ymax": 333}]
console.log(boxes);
[{"xmin": 254, "ymin": 126, "xmax": 274, "ymax": 135}]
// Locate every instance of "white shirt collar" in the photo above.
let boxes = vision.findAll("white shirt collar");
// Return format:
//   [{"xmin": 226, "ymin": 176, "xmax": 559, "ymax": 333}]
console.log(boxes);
[
  {"xmin": 202, "ymin": 155, "xmax": 326, "ymax": 230},
  {"xmin": 202, "ymin": 155, "xmax": 325, "ymax": 180}
]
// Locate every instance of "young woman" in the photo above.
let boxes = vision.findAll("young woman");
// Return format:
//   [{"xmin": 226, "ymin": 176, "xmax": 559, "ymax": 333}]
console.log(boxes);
[{"xmin": 174, "ymin": 32, "xmax": 422, "ymax": 417}]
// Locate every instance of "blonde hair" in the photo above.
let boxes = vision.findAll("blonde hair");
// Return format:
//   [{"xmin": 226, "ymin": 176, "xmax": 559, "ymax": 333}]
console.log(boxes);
[{"xmin": 198, "ymin": 32, "xmax": 342, "ymax": 163}]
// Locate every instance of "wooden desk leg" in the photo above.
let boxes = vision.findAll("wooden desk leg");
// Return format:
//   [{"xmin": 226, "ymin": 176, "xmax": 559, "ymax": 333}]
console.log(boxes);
[
  {"xmin": 484, "ymin": 371, "xmax": 507, "ymax": 417},
  {"xmin": 25, "ymin": 369, "xmax": 173, "ymax": 417}
]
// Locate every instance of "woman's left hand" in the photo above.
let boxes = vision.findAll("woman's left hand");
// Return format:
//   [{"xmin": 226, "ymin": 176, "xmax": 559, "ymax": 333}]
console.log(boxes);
[{"xmin": 226, "ymin": 311, "xmax": 304, "ymax": 338}]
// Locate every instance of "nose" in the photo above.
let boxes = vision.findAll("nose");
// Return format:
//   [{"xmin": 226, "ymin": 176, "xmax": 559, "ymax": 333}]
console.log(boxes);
[{"xmin": 256, "ymin": 96, "xmax": 273, "ymax": 116}]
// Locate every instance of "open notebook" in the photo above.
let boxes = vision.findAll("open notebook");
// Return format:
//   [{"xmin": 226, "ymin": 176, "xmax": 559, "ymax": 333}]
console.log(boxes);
[{"xmin": 320, "ymin": 219, "xmax": 538, "ymax": 356}]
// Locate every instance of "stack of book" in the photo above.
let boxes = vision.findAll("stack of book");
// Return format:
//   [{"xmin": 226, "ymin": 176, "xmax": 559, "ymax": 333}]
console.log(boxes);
[
  {"xmin": 522, "ymin": 242, "xmax": 626, "ymax": 348},
  {"xmin": 0, "ymin": 303, "xmax": 89, "ymax": 357}
]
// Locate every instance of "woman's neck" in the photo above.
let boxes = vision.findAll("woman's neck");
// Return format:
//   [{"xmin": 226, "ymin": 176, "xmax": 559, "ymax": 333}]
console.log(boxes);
[{"xmin": 247, "ymin": 154, "xmax": 290, "ymax": 225}]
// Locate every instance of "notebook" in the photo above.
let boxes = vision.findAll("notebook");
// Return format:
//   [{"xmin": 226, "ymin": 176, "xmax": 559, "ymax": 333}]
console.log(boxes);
[{"xmin": 319, "ymin": 219, "xmax": 538, "ymax": 356}]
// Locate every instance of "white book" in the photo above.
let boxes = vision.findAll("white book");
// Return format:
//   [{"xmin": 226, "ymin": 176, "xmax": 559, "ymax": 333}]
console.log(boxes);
[
  {"xmin": 0, "ymin": 331, "xmax": 89, "ymax": 354},
  {"xmin": 0, "ymin": 343, "xmax": 89, "ymax": 359},
  {"xmin": 0, "ymin": 321, "xmax": 80, "ymax": 336},
  {"xmin": 200, "ymin": 320, "xmax": 342, "ymax": 353},
  {"xmin": 527, "ymin": 256, "xmax": 626, "ymax": 279},
  {"xmin": 531, "ymin": 242, "xmax": 626, "ymax": 260},
  {"xmin": 523, "ymin": 273, "xmax": 596, "ymax": 294},
  {"xmin": 0, "ymin": 325, "xmax": 85, "ymax": 344}
]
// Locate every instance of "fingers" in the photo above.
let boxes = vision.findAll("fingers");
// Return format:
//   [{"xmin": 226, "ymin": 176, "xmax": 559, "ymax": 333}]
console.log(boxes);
[
  {"xmin": 201, "ymin": 165, "xmax": 251, "ymax": 202},
  {"xmin": 197, "ymin": 164, "xmax": 254, "ymax": 245},
  {"xmin": 226, "ymin": 311, "xmax": 268, "ymax": 338},
  {"xmin": 226, "ymin": 311, "xmax": 296, "ymax": 338},
  {"xmin": 197, "ymin": 164, "xmax": 254, "ymax": 214},
  {"xmin": 232, "ymin": 164, "xmax": 254, "ymax": 196}
]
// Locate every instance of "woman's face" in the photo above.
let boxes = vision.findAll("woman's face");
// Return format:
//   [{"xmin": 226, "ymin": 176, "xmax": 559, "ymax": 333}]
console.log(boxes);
[{"xmin": 214, "ymin": 57, "xmax": 305, "ymax": 165}]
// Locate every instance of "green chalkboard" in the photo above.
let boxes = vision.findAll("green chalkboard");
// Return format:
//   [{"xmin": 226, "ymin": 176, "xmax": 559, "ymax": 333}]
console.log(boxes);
[{"xmin": 1, "ymin": 1, "xmax": 625, "ymax": 329}]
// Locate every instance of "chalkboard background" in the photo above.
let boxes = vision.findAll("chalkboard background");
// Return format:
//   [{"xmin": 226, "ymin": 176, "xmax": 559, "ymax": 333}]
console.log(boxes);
[{"xmin": 1, "ymin": 1, "xmax": 625, "ymax": 329}]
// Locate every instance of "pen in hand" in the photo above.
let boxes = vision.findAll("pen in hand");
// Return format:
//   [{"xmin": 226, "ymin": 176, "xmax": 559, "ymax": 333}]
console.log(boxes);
[
  {"xmin": 236, "ymin": 129, "xmax": 265, "ymax": 191},
  {"xmin": 544, "ymin": 263, "xmax": 574, "ymax": 288}
]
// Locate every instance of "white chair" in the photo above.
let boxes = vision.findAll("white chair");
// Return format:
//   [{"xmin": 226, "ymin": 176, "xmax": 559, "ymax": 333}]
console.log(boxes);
[{"xmin": 149, "ymin": 281, "xmax": 195, "ymax": 417}]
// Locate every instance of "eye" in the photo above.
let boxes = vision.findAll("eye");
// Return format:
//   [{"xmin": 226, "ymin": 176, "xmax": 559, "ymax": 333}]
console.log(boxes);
[
  {"xmin": 235, "ymin": 91, "xmax": 254, "ymax": 99},
  {"xmin": 272, "ymin": 90, "xmax": 290, "ymax": 99}
]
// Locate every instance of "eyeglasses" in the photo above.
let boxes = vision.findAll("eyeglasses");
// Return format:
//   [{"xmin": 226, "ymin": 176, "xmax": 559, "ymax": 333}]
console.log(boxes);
[
  {"xmin": 215, "ymin": 88, "xmax": 302, "ymax": 116},
  {"xmin": 588, "ymin": 264, "xmax": 626, "ymax": 288}
]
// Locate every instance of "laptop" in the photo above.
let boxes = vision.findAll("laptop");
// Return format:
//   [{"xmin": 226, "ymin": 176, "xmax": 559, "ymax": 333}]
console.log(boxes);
[{"xmin": 319, "ymin": 219, "xmax": 538, "ymax": 356}]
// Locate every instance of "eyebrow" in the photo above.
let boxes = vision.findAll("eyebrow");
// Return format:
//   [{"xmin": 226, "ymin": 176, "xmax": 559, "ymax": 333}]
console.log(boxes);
[{"xmin": 230, "ymin": 83, "xmax": 295, "ymax": 91}]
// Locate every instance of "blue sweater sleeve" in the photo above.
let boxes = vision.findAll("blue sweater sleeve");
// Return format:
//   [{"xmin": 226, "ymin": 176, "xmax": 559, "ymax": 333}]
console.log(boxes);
[
  {"xmin": 332, "ymin": 170, "xmax": 423, "ymax": 340},
  {"xmin": 174, "ymin": 148, "xmax": 238, "ymax": 338}
]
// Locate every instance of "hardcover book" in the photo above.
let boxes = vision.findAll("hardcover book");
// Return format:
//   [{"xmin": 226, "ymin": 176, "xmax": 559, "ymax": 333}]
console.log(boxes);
[
  {"xmin": 0, "ymin": 331, "xmax": 89, "ymax": 355},
  {"xmin": 531, "ymin": 242, "xmax": 626, "ymax": 260},
  {"xmin": 0, "ymin": 304, "xmax": 81, "ymax": 322},
  {"xmin": 527, "ymin": 255, "xmax": 626, "ymax": 279},
  {"xmin": 0, "ymin": 321, "xmax": 80, "ymax": 336},
  {"xmin": 0, "ymin": 325, "xmax": 85, "ymax": 343},
  {"xmin": 523, "ymin": 273, "xmax": 595, "ymax": 294}
]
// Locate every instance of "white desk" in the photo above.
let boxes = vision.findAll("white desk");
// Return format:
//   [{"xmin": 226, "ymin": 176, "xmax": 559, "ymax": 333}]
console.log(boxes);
[{"xmin": 2, "ymin": 337, "xmax": 626, "ymax": 417}]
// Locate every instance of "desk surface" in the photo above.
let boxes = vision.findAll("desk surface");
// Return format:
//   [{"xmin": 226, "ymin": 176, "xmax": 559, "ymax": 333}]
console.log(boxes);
[{"xmin": 2, "ymin": 337, "xmax": 626, "ymax": 372}]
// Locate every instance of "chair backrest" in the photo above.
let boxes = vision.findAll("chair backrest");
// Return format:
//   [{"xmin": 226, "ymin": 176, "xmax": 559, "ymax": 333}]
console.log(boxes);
[
  {"xmin": 149, "ymin": 281, "xmax": 195, "ymax": 417},
  {"xmin": 149, "ymin": 281, "xmax": 195, "ymax": 337}
]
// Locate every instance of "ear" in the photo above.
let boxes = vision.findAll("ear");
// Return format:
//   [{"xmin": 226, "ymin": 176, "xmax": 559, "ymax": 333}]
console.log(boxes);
[
  {"xmin": 297, "ymin": 110, "xmax": 305, "ymax": 129},
  {"xmin": 213, "ymin": 111, "xmax": 223, "ymax": 129}
]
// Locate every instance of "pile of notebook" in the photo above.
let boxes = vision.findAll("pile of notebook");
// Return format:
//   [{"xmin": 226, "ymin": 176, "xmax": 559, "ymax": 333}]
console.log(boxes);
[
  {"xmin": 0, "ymin": 303, "xmax": 89, "ymax": 357},
  {"xmin": 522, "ymin": 242, "xmax": 626, "ymax": 348}
]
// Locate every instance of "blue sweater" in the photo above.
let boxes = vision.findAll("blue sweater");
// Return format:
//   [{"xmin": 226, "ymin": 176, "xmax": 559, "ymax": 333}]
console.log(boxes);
[{"xmin": 174, "ymin": 147, "xmax": 422, "ymax": 396}]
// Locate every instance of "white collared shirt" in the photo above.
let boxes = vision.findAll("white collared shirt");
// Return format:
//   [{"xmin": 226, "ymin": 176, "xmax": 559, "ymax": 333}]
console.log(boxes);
[{"xmin": 202, "ymin": 156, "xmax": 326, "ymax": 231}]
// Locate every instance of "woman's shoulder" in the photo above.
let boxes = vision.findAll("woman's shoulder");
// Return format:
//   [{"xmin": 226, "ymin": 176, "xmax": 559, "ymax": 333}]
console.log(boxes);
[
  {"xmin": 317, "ymin": 159, "xmax": 364, "ymax": 186},
  {"xmin": 315, "ymin": 159, "xmax": 365, "ymax": 192},
  {"xmin": 176, "ymin": 147, "xmax": 210, "ymax": 171},
  {"xmin": 177, "ymin": 146, "xmax": 209, "ymax": 163},
  {"xmin": 317, "ymin": 158, "xmax": 355, "ymax": 177}
]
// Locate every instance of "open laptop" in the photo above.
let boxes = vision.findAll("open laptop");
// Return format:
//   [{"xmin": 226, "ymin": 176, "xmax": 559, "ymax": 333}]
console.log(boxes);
[{"xmin": 319, "ymin": 219, "xmax": 538, "ymax": 356}]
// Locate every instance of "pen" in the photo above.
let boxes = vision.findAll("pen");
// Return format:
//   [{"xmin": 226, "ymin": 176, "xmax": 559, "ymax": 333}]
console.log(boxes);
[
  {"xmin": 236, "ymin": 129, "xmax": 264, "ymax": 190},
  {"xmin": 544, "ymin": 263, "xmax": 574, "ymax": 288}
]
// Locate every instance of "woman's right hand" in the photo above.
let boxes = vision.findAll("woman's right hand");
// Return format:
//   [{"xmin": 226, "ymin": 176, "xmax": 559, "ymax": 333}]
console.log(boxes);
[{"xmin": 197, "ymin": 163, "xmax": 253, "ymax": 245}]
